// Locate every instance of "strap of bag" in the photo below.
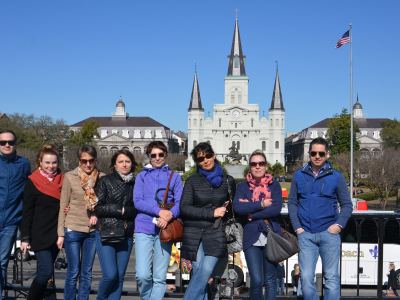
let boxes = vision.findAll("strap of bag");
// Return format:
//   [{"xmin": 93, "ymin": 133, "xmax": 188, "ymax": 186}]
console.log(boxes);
[
  {"xmin": 163, "ymin": 171, "xmax": 174, "ymax": 204},
  {"xmin": 264, "ymin": 220, "xmax": 271, "ymax": 232},
  {"xmin": 226, "ymin": 179, "xmax": 235, "ymax": 219}
]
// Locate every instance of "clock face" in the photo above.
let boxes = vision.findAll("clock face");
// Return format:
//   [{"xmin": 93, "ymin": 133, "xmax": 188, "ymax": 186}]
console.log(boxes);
[{"xmin": 232, "ymin": 110, "xmax": 241, "ymax": 118}]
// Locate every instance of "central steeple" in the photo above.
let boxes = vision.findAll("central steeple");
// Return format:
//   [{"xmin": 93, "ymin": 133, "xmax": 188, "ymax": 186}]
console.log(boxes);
[{"xmin": 227, "ymin": 15, "xmax": 246, "ymax": 77}]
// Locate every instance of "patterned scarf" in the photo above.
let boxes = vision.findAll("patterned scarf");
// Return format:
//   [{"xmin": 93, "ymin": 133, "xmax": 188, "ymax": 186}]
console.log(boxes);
[
  {"xmin": 78, "ymin": 166, "xmax": 99, "ymax": 211},
  {"xmin": 198, "ymin": 161, "xmax": 223, "ymax": 188},
  {"xmin": 245, "ymin": 172, "xmax": 273, "ymax": 221},
  {"xmin": 39, "ymin": 167, "xmax": 58, "ymax": 182},
  {"xmin": 116, "ymin": 170, "xmax": 134, "ymax": 183}
]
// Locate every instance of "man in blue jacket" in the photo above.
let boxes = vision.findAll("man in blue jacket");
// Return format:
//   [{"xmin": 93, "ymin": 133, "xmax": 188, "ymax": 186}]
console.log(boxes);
[
  {"xmin": 0, "ymin": 130, "xmax": 30, "ymax": 295},
  {"xmin": 288, "ymin": 137, "xmax": 352, "ymax": 300}
]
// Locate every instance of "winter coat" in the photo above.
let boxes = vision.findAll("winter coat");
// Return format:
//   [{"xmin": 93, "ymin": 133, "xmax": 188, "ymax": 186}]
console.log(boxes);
[
  {"xmin": 233, "ymin": 180, "xmax": 282, "ymax": 252},
  {"xmin": 20, "ymin": 179, "xmax": 60, "ymax": 252},
  {"xmin": 94, "ymin": 171, "xmax": 137, "ymax": 238},
  {"xmin": 133, "ymin": 165, "xmax": 183, "ymax": 235},
  {"xmin": 288, "ymin": 161, "xmax": 353, "ymax": 233},
  {"xmin": 388, "ymin": 269, "xmax": 399, "ymax": 289},
  {"xmin": 0, "ymin": 152, "xmax": 31, "ymax": 228},
  {"xmin": 180, "ymin": 173, "xmax": 236, "ymax": 261}
]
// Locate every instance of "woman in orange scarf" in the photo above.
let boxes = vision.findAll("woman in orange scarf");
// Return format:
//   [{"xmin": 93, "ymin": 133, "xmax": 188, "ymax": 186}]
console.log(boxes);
[{"xmin": 20, "ymin": 145, "xmax": 64, "ymax": 300}]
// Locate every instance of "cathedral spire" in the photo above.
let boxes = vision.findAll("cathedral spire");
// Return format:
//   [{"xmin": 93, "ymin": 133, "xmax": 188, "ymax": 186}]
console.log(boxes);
[
  {"xmin": 270, "ymin": 68, "xmax": 285, "ymax": 110},
  {"xmin": 188, "ymin": 71, "xmax": 203, "ymax": 110},
  {"xmin": 227, "ymin": 15, "xmax": 246, "ymax": 77}
]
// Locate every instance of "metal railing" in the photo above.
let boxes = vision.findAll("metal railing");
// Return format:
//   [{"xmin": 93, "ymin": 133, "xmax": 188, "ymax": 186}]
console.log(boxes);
[{"xmin": 4, "ymin": 211, "xmax": 400, "ymax": 299}]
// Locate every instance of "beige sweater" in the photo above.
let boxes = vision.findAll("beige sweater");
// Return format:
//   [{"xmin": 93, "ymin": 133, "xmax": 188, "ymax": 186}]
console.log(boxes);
[{"xmin": 57, "ymin": 168, "xmax": 105, "ymax": 236}]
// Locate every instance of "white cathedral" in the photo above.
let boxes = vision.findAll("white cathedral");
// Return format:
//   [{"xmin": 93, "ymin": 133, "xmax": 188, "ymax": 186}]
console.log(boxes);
[{"xmin": 186, "ymin": 16, "xmax": 286, "ymax": 169}]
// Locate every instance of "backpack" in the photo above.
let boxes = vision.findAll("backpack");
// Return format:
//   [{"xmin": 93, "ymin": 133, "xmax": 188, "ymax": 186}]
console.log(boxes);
[{"xmin": 396, "ymin": 269, "xmax": 400, "ymax": 285}]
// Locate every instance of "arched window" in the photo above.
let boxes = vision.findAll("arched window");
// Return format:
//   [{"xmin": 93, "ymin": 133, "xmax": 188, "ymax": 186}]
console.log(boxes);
[
  {"xmin": 200, "ymin": 119, "xmax": 203, "ymax": 127},
  {"xmin": 193, "ymin": 119, "xmax": 197, "ymax": 127},
  {"xmin": 237, "ymin": 141, "xmax": 240, "ymax": 150},
  {"xmin": 262, "ymin": 141, "xmax": 266, "ymax": 151},
  {"xmin": 219, "ymin": 119, "xmax": 222, "ymax": 127},
  {"xmin": 189, "ymin": 119, "xmax": 191, "ymax": 128},
  {"xmin": 276, "ymin": 119, "xmax": 279, "ymax": 127},
  {"xmin": 282, "ymin": 119, "xmax": 284, "ymax": 127},
  {"xmin": 193, "ymin": 140, "xmax": 197, "ymax": 148},
  {"xmin": 133, "ymin": 147, "xmax": 141, "ymax": 154},
  {"xmin": 275, "ymin": 141, "xmax": 279, "ymax": 149},
  {"xmin": 100, "ymin": 147, "xmax": 108, "ymax": 154},
  {"xmin": 238, "ymin": 92, "xmax": 242, "ymax": 104},
  {"xmin": 235, "ymin": 123, "xmax": 237, "ymax": 128},
  {"xmin": 122, "ymin": 147, "xmax": 129, "ymax": 151},
  {"xmin": 271, "ymin": 119, "xmax": 273, "ymax": 127},
  {"xmin": 231, "ymin": 93, "xmax": 235, "ymax": 104},
  {"xmin": 111, "ymin": 147, "xmax": 118, "ymax": 154},
  {"xmin": 251, "ymin": 119, "xmax": 254, "ymax": 127},
  {"xmin": 234, "ymin": 55, "xmax": 239, "ymax": 68}
]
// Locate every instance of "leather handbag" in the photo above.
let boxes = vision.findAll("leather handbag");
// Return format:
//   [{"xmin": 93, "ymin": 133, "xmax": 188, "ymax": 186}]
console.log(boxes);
[
  {"xmin": 224, "ymin": 179, "xmax": 243, "ymax": 254},
  {"xmin": 99, "ymin": 224, "xmax": 125, "ymax": 243},
  {"xmin": 264, "ymin": 220, "xmax": 300, "ymax": 263},
  {"xmin": 157, "ymin": 172, "xmax": 184, "ymax": 243}
]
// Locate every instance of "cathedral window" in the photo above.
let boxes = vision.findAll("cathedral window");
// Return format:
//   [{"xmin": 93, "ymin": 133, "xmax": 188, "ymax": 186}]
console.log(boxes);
[
  {"xmin": 276, "ymin": 119, "xmax": 279, "ymax": 127},
  {"xmin": 193, "ymin": 119, "xmax": 197, "ymax": 127},
  {"xmin": 193, "ymin": 140, "xmax": 197, "ymax": 148},
  {"xmin": 238, "ymin": 92, "xmax": 242, "ymax": 104},
  {"xmin": 282, "ymin": 119, "xmax": 284, "ymax": 127},
  {"xmin": 234, "ymin": 55, "xmax": 239, "ymax": 68},
  {"xmin": 231, "ymin": 93, "xmax": 235, "ymax": 104},
  {"xmin": 200, "ymin": 119, "xmax": 203, "ymax": 127},
  {"xmin": 235, "ymin": 123, "xmax": 237, "ymax": 128},
  {"xmin": 189, "ymin": 119, "xmax": 191, "ymax": 128},
  {"xmin": 262, "ymin": 141, "xmax": 266, "ymax": 151},
  {"xmin": 237, "ymin": 141, "xmax": 240, "ymax": 150},
  {"xmin": 251, "ymin": 119, "xmax": 254, "ymax": 127},
  {"xmin": 219, "ymin": 119, "xmax": 222, "ymax": 127},
  {"xmin": 275, "ymin": 141, "xmax": 279, "ymax": 149},
  {"xmin": 271, "ymin": 119, "xmax": 273, "ymax": 127}
]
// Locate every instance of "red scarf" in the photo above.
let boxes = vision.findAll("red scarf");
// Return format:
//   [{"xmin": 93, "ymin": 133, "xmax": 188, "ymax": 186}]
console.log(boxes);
[
  {"xmin": 29, "ymin": 168, "xmax": 64, "ymax": 200},
  {"xmin": 246, "ymin": 172, "xmax": 273, "ymax": 202}
]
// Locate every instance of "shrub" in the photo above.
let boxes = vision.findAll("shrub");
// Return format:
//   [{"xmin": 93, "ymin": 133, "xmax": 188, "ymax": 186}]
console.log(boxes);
[
  {"xmin": 243, "ymin": 166, "xmax": 249, "ymax": 178},
  {"xmin": 354, "ymin": 192, "xmax": 378, "ymax": 201},
  {"xmin": 235, "ymin": 178, "xmax": 247, "ymax": 185}
]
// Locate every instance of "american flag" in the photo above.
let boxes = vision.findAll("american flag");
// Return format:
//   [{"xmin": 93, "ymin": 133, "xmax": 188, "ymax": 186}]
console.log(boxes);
[{"xmin": 335, "ymin": 30, "xmax": 350, "ymax": 49}]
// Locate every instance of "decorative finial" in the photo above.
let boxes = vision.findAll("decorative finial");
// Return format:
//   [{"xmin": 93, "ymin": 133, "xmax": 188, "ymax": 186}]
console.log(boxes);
[
  {"xmin": 120, "ymin": 93, "xmax": 122, "ymax": 100},
  {"xmin": 357, "ymin": 93, "xmax": 359, "ymax": 102},
  {"xmin": 194, "ymin": 60, "xmax": 197, "ymax": 73},
  {"xmin": 275, "ymin": 61, "xmax": 278, "ymax": 73},
  {"xmin": 208, "ymin": 111, "xmax": 210, "ymax": 117},
  {"xmin": 235, "ymin": 8, "xmax": 239, "ymax": 19}
]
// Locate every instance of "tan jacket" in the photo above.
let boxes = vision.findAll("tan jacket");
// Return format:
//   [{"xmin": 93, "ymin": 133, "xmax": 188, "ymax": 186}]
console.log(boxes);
[{"xmin": 58, "ymin": 168, "xmax": 105, "ymax": 236}]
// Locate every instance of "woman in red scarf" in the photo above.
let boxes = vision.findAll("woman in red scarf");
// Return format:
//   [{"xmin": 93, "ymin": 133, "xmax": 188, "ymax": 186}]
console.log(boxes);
[
  {"xmin": 20, "ymin": 145, "xmax": 64, "ymax": 300},
  {"xmin": 233, "ymin": 150, "xmax": 283, "ymax": 300}
]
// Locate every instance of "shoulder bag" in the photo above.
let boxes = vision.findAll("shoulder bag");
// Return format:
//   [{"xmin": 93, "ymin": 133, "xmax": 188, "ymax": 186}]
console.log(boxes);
[
  {"xmin": 157, "ymin": 172, "xmax": 184, "ymax": 243},
  {"xmin": 224, "ymin": 179, "xmax": 243, "ymax": 254},
  {"xmin": 264, "ymin": 220, "xmax": 300, "ymax": 263}
]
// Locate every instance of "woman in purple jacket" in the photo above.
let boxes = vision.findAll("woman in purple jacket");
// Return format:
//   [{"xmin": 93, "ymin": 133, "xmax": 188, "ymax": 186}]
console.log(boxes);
[
  {"xmin": 233, "ymin": 150, "xmax": 282, "ymax": 300},
  {"xmin": 134, "ymin": 141, "xmax": 183, "ymax": 300}
]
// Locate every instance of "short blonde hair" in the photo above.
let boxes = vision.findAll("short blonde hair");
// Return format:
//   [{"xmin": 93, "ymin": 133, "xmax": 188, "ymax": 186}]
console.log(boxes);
[{"xmin": 390, "ymin": 263, "xmax": 395, "ymax": 269}]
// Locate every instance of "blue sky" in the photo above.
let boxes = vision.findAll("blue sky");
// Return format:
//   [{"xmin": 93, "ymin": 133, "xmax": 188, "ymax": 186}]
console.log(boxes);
[{"xmin": 1, "ymin": 1, "xmax": 399, "ymax": 136}]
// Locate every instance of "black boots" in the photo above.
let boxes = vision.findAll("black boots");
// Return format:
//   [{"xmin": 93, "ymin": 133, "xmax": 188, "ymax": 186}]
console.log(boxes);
[{"xmin": 27, "ymin": 279, "xmax": 48, "ymax": 300}]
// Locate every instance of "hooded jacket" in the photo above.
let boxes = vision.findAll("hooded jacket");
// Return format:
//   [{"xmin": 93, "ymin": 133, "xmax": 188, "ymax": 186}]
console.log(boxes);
[
  {"xmin": 0, "ymin": 152, "xmax": 31, "ymax": 228},
  {"xmin": 133, "ymin": 164, "xmax": 183, "ymax": 235}
]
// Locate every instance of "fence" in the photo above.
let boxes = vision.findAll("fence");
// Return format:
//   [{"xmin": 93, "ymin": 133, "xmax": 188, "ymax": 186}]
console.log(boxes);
[{"xmin": 4, "ymin": 211, "xmax": 400, "ymax": 299}]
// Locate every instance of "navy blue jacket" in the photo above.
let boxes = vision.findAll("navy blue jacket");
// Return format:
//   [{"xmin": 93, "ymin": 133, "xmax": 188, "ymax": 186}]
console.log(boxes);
[
  {"xmin": 288, "ymin": 162, "xmax": 352, "ymax": 233},
  {"xmin": 277, "ymin": 263, "xmax": 285, "ymax": 279},
  {"xmin": 233, "ymin": 179, "xmax": 282, "ymax": 252},
  {"xmin": 0, "ymin": 152, "xmax": 31, "ymax": 228}
]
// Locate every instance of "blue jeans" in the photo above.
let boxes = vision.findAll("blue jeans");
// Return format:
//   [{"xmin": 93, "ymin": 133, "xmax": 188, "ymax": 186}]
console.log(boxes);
[
  {"xmin": 64, "ymin": 229, "xmax": 96, "ymax": 300},
  {"xmin": 277, "ymin": 278, "xmax": 285, "ymax": 295},
  {"xmin": 0, "ymin": 225, "xmax": 18, "ymax": 295},
  {"xmin": 95, "ymin": 231, "xmax": 133, "ymax": 300},
  {"xmin": 135, "ymin": 233, "xmax": 172, "ymax": 300},
  {"xmin": 298, "ymin": 230, "xmax": 341, "ymax": 300},
  {"xmin": 183, "ymin": 242, "xmax": 219, "ymax": 300},
  {"xmin": 34, "ymin": 244, "xmax": 59, "ymax": 285},
  {"xmin": 244, "ymin": 245, "xmax": 277, "ymax": 300}
]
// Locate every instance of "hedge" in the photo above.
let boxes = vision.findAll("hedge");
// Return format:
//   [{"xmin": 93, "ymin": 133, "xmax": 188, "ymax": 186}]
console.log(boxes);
[{"xmin": 354, "ymin": 192, "xmax": 378, "ymax": 201}]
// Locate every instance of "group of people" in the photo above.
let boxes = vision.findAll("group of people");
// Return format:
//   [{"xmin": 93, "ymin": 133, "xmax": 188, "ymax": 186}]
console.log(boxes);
[{"xmin": 0, "ymin": 127, "xmax": 353, "ymax": 300}]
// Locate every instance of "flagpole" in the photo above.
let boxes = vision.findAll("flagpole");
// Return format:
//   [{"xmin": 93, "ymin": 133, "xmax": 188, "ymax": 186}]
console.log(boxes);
[{"xmin": 350, "ymin": 23, "xmax": 354, "ymax": 198}]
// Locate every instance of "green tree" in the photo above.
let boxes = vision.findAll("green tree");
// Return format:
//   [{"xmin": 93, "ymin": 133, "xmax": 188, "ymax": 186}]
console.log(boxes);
[
  {"xmin": 380, "ymin": 118, "xmax": 400, "ymax": 149},
  {"xmin": 326, "ymin": 108, "xmax": 360, "ymax": 154},
  {"xmin": 182, "ymin": 162, "xmax": 229, "ymax": 181},
  {"xmin": 269, "ymin": 162, "xmax": 285, "ymax": 176},
  {"xmin": 67, "ymin": 120, "xmax": 101, "ymax": 146}
]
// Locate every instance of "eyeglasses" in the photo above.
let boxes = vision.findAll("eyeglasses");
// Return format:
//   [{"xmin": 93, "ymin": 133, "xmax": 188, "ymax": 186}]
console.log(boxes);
[
  {"xmin": 310, "ymin": 151, "xmax": 326, "ymax": 157},
  {"xmin": 149, "ymin": 153, "xmax": 166, "ymax": 159},
  {"xmin": 196, "ymin": 153, "xmax": 214, "ymax": 163},
  {"xmin": 80, "ymin": 159, "xmax": 96, "ymax": 165},
  {"xmin": 250, "ymin": 161, "xmax": 267, "ymax": 168},
  {"xmin": 0, "ymin": 140, "xmax": 16, "ymax": 146}
]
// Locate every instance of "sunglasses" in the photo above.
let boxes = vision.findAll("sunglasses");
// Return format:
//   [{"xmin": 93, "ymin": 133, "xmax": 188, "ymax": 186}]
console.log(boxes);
[
  {"xmin": 149, "ymin": 153, "xmax": 166, "ymax": 159},
  {"xmin": 0, "ymin": 140, "xmax": 16, "ymax": 146},
  {"xmin": 80, "ymin": 158, "xmax": 96, "ymax": 165},
  {"xmin": 196, "ymin": 152, "xmax": 214, "ymax": 163},
  {"xmin": 250, "ymin": 161, "xmax": 267, "ymax": 168},
  {"xmin": 310, "ymin": 151, "xmax": 326, "ymax": 157}
]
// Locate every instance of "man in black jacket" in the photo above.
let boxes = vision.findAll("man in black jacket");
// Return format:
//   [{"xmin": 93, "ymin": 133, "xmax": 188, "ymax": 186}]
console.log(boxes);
[{"xmin": 277, "ymin": 261, "xmax": 285, "ymax": 295}]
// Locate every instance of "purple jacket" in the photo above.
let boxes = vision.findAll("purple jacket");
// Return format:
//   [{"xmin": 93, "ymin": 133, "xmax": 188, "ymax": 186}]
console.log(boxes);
[{"xmin": 133, "ymin": 164, "xmax": 183, "ymax": 235}]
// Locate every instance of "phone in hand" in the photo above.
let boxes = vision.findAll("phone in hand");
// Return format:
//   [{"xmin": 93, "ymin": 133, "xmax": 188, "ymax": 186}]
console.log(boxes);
[
  {"xmin": 152, "ymin": 217, "xmax": 160, "ymax": 225},
  {"xmin": 224, "ymin": 200, "xmax": 230, "ymax": 208}
]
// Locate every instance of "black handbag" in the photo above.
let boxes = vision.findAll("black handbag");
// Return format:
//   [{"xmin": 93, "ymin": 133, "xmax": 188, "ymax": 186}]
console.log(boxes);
[
  {"xmin": 99, "ymin": 223, "xmax": 125, "ymax": 243},
  {"xmin": 265, "ymin": 220, "xmax": 300, "ymax": 263},
  {"xmin": 224, "ymin": 179, "xmax": 243, "ymax": 254}
]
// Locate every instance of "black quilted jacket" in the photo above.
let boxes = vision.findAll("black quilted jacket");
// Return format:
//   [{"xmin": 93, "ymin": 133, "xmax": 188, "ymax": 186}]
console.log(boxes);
[
  {"xmin": 94, "ymin": 171, "xmax": 136, "ymax": 237},
  {"xmin": 180, "ymin": 173, "xmax": 236, "ymax": 261}
]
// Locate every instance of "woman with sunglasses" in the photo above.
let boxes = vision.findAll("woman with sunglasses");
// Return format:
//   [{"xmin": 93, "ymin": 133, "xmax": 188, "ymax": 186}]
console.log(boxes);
[
  {"xmin": 134, "ymin": 141, "xmax": 183, "ymax": 300},
  {"xmin": 233, "ymin": 149, "xmax": 283, "ymax": 300},
  {"xmin": 56, "ymin": 145, "xmax": 105, "ymax": 300},
  {"xmin": 94, "ymin": 149, "xmax": 137, "ymax": 300},
  {"xmin": 20, "ymin": 145, "xmax": 64, "ymax": 299},
  {"xmin": 180, "ymin": 142, "xmax": 236, "ymax": 300}
]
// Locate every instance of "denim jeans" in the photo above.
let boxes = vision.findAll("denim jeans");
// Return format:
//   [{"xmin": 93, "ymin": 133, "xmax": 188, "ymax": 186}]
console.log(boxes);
[
  {"xmin": 34, "ymin": 244, "xmax": 59, "ymax": 285},
  {"xmin": 298, "ymin": 230, "xmax": 341, "ymax": 300},
  {"xmin": 0, "ymin": 225, "xmax": 18, "ymax": 295},
  {"xmin": 277, "ymin": 278, "xmax": 285, "ymax": 295},
  {"xmin": 135, "ymin": 233, "xmax": 172, "ymax": 300},
  {"xmin": 95, "ymin": 231, "xmax": 133, "ymax": 300},
  {"xmin": 244, "ymin": 245, "xmax": 277, "ymax": 300},
  {"xmin": 64, "ymin": 229, "xmax": 96, "ymax": 300},
  {"xmin": 183, "ymin": 242, "xmax": 219, "ymax": 300}
]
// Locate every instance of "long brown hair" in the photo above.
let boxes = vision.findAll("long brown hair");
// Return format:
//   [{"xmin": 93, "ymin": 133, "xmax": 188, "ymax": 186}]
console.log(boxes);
[
  {"xmin": 109, "ymin": 149, "xmax": 138, "ymax": 173},
  {"xmin": 36, "ymin": 145, "xmax": 60, "ymax": 169}
]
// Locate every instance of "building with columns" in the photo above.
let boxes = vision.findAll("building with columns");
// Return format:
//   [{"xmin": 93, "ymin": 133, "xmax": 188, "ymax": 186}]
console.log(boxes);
[
  {"xmin": 70, "ymin": 95, "xmax": 179, "ymax": 155},
  {"xmin": 186, "ymin": 16, "xmax": 286, "ymax": 169}
]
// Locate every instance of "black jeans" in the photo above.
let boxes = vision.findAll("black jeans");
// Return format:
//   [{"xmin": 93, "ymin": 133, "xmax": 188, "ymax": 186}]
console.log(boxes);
[{"xmin": 34, "ymin": 244, "xmax": 59, "ymax": 285}]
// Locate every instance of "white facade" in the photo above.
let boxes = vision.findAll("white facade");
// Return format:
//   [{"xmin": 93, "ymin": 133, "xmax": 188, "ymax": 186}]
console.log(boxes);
[{"xmin": 186, "ymin": 17, "xmax": 285, "ymax": 169}]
